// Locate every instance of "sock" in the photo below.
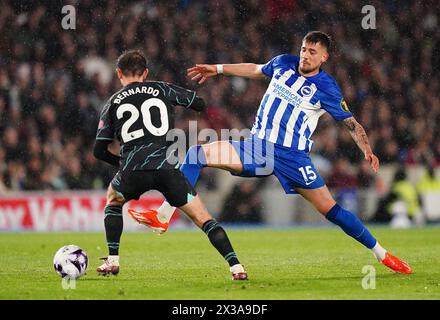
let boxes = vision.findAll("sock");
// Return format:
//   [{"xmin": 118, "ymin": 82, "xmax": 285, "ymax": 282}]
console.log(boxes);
[
  {"xmin": 107, "ymin": 255, "xmax": 120, "ymax": 264},
  {"xmin": 202, "ymin": 219, "xmax": 240, "ymax": 267},
  {"xmin": 180, "ymin": 145, "xmax": 207, "ymax": 187},
  {"xmin": 325, "ymin": 203, "xmax": 377, "ymax": 249},
  {"xmin": 230, "ymin": 264, "xmax": 245, "ymax": 273},
  {"xmin": 157, "ymin": 201, "xmax": 175, "ymax": 224},
  {"xmin": 157, "ymin": 145, "xmax": 206, "ymax": 223},
  {"xmin": 371, "ymin": 242, "xmax": 387, "ymax": 261},
  {"xmin": 104, "ymin": 205, "xmax": 123, "ymax": 256}
]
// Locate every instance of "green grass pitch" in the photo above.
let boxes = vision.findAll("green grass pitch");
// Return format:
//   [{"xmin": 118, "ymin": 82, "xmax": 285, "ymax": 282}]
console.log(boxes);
[{"xmin": 1, "ymin": 226, "xmax": 440, "ymax": 300}]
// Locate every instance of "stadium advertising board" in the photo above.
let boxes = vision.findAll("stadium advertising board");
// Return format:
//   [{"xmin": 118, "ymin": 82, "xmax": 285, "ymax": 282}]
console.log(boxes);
[{"xmin": 0, "ymin": 192, "xmax": 175, "ymax": 231}]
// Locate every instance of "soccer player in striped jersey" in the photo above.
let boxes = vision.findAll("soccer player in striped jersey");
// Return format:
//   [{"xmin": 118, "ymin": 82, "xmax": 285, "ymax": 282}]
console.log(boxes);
[{"xmin": 131, "ymin": 31, "xmax": 412, "ymax": 274}]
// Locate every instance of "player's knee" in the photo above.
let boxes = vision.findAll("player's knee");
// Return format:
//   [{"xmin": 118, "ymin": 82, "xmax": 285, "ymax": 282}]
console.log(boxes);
[
  {"xmin": 201, "ymin": 144, "xmax": 210, "ymax": 161},
  {"xmin": 202, "ymin": 142, "xmax": 223, "ymax": 165},
  {"xmin": 106, "ymin": 186, "xmax": 125, "ymax": 206},
  {"xmin": 106, "ymin": 196, "xmax": 124, "ymax": 206},
  {"xmin": 185, "ymin": 145, "xmax": 206, "ymax": 165}
]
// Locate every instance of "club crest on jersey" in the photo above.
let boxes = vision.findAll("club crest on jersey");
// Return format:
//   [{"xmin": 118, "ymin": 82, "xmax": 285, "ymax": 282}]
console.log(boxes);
[
  {"xmin": 340, "ymin": 99, "xmax": 350, "ymax": 112},
  {"xmin": 300, "ymin": 86, "xmax": 313, "ymax": 97}
]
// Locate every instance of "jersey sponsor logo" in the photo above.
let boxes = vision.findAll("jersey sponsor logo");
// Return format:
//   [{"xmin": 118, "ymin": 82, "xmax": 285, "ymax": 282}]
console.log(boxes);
[{"xmin": 341, "ymin": 99, "xmax": 350, "ymax": 112}]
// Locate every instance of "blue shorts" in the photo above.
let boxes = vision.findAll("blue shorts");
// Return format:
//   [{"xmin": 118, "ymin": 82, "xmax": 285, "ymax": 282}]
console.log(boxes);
[{"xmin": 229, "ymin": 137, "xmax": 325, "ymax": 194}]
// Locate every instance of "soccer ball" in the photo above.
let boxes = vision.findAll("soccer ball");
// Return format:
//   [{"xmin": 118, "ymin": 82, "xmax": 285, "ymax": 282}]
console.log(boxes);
[{"xmin": 53, "ymin": 245, "xmax": 88, "ymax": 280}]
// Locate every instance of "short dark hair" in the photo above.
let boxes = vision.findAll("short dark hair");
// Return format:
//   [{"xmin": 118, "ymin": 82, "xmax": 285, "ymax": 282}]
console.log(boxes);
[
  {"xmin": 303, "ymin": 31, "xmax": 332, "ymax": 53},
  {"xmin": 116, "ymin": 50, "xmax": 148, "ymax": 76}
]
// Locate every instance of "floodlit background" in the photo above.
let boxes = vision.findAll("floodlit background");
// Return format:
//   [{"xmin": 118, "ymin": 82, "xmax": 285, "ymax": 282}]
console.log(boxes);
[{"xmin": 0, "ymin": 0, "xmax": 439, "ymax": 230}]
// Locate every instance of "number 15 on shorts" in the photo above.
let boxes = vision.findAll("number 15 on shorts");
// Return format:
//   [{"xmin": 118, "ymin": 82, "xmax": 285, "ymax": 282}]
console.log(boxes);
[{"xmin": 298, "ymin": 165, "xmax": 317, "ymax": 185}]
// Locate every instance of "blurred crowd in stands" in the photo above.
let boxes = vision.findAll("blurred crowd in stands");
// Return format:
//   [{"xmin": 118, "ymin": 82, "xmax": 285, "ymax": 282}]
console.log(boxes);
[{"xmin": 0, "ymin": 0, "xmax": 439, "ymax": 222}]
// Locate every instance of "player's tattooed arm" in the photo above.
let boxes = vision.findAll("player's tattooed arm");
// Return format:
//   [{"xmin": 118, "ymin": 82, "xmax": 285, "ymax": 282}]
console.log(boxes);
[
  {"xmin": 343, "ymin": 116, "xmax": 369, "ymax": 150},
  {"xmin": 343, "ymin": 116, "xmax": 380, "ymax": 172}
]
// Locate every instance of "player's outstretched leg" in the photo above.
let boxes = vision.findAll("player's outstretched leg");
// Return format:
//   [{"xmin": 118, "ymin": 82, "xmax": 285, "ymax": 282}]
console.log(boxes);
[
  {"xmin": 133, "ymin": 141, "xmax": 243, "ymax": 234},
  {"xmin": 297, "ymin": 186, "xmax": 413, "ymax": 274},
  {"xmin": 97, "ymin": 184, "xmax": 124, "ymax": 275},
  {"xmin": 179, "ymin": 195, "xmax": 248, "ymax": 280}
]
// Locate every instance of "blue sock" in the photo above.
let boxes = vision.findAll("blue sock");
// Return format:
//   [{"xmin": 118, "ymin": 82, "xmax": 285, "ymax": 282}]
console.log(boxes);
[
  {"xmin": 180, "ymin": 145, "xmax": 207, "ymax": 187},
  {"xmin": 326, "ymin": 203, "xmax": 377, "ymax": 249}
]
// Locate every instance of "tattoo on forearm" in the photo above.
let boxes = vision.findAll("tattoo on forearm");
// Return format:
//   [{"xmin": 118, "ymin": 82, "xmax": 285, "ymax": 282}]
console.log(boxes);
[
  {"xmin": 344, "ymin": 117, "xmax": 356, "ymax": 131},
  {"xmin": 343, "ymin": 117, "xmax": 371, "ymax": 153}
]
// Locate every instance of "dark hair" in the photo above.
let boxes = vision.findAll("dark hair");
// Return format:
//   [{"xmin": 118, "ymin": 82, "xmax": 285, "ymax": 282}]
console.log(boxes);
[
  {"xmin": 116, "ymin": 50, "xmax": 148, "ymax": 76},
  {"xmin": 303, "ymin": 31, "xmax": 332, "ymax": 53}
]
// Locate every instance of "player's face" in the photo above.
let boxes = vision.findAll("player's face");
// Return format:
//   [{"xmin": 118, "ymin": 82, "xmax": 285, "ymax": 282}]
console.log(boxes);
[{"xmin": 299, "ymin": 41, "xmax": 328, "ymax": 75}]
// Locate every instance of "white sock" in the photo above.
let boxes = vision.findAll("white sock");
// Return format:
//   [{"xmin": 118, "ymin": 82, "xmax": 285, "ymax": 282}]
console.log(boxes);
[
  {"xmin": 371, "ymin": 242, "xmax": 387, "ymax": 261},
  {"xmin": 230, "ymin": 264, "xmax": 245, "ymax": 273},
  {"xmin": 107, "ymin": 255, "xmax": 119, "ymax": 264},
  {"xmin": 157, "ymin": 201, "xmax": 176, "ymax": 223}
]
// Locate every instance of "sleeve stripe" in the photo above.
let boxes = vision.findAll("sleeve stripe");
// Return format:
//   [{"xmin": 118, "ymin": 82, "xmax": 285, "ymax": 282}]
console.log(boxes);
[{"xmin": 186, "ymin": 90, "xmax": 197, "ymax": 109}]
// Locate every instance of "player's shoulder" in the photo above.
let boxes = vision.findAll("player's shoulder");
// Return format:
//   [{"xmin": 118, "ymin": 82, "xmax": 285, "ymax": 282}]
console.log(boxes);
[
  {"xmin": 145, "ymin": 80, "xmax": 174, "ymax": 95},
  {"xmin": 145, "ymin": 80, "xmax": 176, "ymax": 89},
  {"xmin": 126, "ymin": 80, "xmax": 164, "ymax": 92},
  {"xmin": 144, "ymin": 80, "xmax": 165, "ymax": 87},
  {"xmin": 315, "ymin": 69, "xmax": 342, "ymax": 97},
  {"xmin": 271, "ymin": 53, "xmax": 299, "ymax": 67},
  {"xmin": 107, "ymin": 86, "xmax": 126, "ymax": 105},
  {"xmin": 99, "ymin": 90, "xmax": 120, "ymax": 114}
]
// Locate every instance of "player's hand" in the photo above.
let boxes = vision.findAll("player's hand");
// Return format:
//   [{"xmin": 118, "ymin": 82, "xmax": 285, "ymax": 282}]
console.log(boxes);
[
  {"xmin": 365, "ymin": 152, "xmax": 379, "ymax": 173},
  {"xmin": 187, "ymin": 64, "xmax": 218, "ymax": 84}
]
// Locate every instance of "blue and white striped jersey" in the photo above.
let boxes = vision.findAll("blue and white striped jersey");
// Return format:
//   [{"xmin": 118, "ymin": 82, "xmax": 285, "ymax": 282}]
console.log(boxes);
[{"xmin": 251, "ymin": 54, "xmax": 352, "ymax": 153}]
